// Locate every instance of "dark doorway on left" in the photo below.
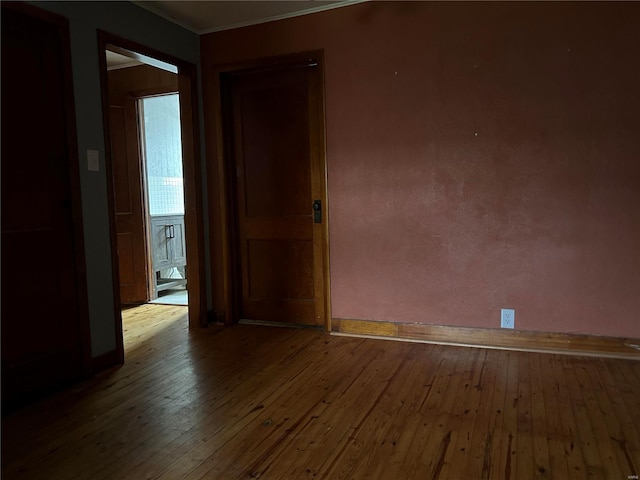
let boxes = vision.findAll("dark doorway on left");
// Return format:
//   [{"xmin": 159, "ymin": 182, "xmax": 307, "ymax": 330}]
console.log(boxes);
[{"xmin": 1, "ymin": 3, "xmax": 91, "ymax": 412}]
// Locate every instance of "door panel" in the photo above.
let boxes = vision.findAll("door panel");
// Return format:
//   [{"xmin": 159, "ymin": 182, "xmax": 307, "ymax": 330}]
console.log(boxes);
[
  {"xmin": 111, "ymin": 107, "xmax": 134, "ymax": 214},
  {"xmin": 150, "ymin": 218, "xmax": 172, "ymax": 271},
  {"xmin": 227, "ymin": 65, "xmax": 326, "ymax": 326},
  {"xmin": 247, "ymin": 239, "xmax": 314, "ymax": 295},
  {"xmin": 1, "ymin": 5, "xmax": 87, "ymax": 409},
  {"xmin": 108, "ymin": 101, "xmax": 149, "ymax": 304},
  {"xmin": 171, "ymin": 218, "xmax": 187, "ymax": 265},
  {"xmin": 116, "ymin": 233, "xmax": 136, "ymax": 285},
  {"xmin": 241, "ymin": 83, "xmax": 311, "ymax": 218}
]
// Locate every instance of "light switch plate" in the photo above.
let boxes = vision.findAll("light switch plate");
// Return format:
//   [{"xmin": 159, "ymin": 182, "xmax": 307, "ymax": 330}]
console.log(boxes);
[{"xmin": 87, "ymin": 149, "xmax": 100, "ymax": 171}]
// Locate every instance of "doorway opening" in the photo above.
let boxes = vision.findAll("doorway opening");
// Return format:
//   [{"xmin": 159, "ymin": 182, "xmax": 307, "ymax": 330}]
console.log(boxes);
[
  {"xmin": 104, "ymin": 46, "xmax": 187, "ymax": 308},
  {"xmin": 140, "ymin": 94, "xmax": 188, "ymax": 306},
  {"xmin": 99, "ymin": 31, "xmax": 207, "ymax": 364}
]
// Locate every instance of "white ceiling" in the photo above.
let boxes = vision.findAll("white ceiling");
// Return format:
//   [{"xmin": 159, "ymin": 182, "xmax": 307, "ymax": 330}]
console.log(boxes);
[
  {"xmin": 107, "ymin": 1, "xmax": 364, "ymax": 69},
  {"xmin": 134, "ymin": 0, "xmax": 364, "ymax": 34},
  {"xmin": 105, "ymin": 50, "xmax": 143, "ymax": 70}
]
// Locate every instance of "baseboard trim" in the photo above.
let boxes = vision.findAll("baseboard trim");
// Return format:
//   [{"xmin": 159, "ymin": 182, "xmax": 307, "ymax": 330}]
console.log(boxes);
[
  {"xmin": 331, "ymin": 318, "xmax": 640, "ymax": 360},
  {"xmin": 91, "ymin": 350, "xmax": 122, "ymax": 373}
]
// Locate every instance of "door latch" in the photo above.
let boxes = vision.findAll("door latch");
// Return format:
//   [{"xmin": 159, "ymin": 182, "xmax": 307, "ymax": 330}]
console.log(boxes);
[{"xmin": 312, "ymin": 200, "xmax": 322, "ymax": 224}]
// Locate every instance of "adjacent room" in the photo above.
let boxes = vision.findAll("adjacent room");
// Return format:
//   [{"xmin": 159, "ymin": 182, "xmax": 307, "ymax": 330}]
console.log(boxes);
[
  {"xmin": 2, "ymin": 1, "xmax": 638, "ymax": 478},
  {"xmin": 105, "ymin": 47, "xmax": 189, "ymax": 307}
]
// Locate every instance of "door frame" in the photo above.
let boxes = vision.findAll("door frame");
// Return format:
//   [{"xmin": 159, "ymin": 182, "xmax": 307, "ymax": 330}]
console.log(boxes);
[
  {"xmin": 97, "ymin": 31, "xmax": 207, "ymax": 362},
  {"xmin": 208, "ymin": 51, "xmax": 332, "ymax": 331}
]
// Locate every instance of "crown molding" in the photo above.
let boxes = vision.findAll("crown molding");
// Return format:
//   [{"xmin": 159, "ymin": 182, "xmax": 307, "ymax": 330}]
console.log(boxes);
[{"xmin": 133, "ymin": 0, "xmax": 369, "ymax": 35}]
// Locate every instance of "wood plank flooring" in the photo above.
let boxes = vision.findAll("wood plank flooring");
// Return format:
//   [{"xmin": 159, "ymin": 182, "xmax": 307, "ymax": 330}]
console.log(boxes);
[{"xmin": 2, "ymin": 304, "xmax": 639, "ymax": 479}]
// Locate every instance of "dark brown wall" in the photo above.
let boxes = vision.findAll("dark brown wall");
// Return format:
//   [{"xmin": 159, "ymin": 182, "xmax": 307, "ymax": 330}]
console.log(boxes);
[{"xmin": 202, "ymin": 2, "xmax": 640, "ymax": 337}]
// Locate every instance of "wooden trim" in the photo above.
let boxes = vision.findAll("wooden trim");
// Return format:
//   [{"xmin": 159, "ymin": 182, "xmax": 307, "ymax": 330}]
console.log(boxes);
[
  {"xmin": 315, "ymin": 51, "xmax": 332, "ymax": 333},
  {"xmin": 127, "ymin": 86, "xmax": 179, "ymax": 100},
  {"xmin": 331, "ymin": 318, "xmax": 640, "ymax": 360},
  {"xmin": 205, "ymin": 64, "xmax": 233, "ymax": 326},
  {"xmin": 97, "ymin": 30, "xmax": 207, "ymax": 348},
  {"xmin": 210, "ymin": 51, "xmax": 323, "ymax": 79},
  {"xmin": 208, "ymin": 51, "xmax": 331, "ymax": 329},
  {"xmin": 97, "ymin": 32, "xmax": 125, "ymax": 365},
  {"xmin": 178, "ymin": 63, "xmax": 208, "ymax": 328},
  {"xmin": 56, "ymin": 4, "xmax": 93, "ymax": 377},
  {"xmin": 136, "ymin": 98, "xmax": 155, "ymax": 303},
  {"xmin": 306, "ymin": 50, "xmax": 331, "ymax": 331},
  {"xmin": 91, "ymin": 349, "xmax": 121, "ymax": 373}
]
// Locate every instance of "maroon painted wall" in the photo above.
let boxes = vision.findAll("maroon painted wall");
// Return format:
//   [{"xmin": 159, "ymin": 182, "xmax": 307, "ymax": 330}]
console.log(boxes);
[{"xmin": 201, "ymin": 2, "xmax": 640, "ymax": 338}]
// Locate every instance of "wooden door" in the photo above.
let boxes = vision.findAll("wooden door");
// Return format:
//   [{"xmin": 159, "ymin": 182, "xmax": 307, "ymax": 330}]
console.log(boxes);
[
  {"xmin": 1, "ymin": 4, "xmax": 89, "ymax": 410},
  {"xmin": 225, "ymin": 63, "xmax": 327, "ymax": 326},
  {"xmin": 108, "ymin": 99, "xmax": 149, "ymax": 304},
  {"xmin": 170, "ymin": 216, "xmax": 187, "ymax": 266}
]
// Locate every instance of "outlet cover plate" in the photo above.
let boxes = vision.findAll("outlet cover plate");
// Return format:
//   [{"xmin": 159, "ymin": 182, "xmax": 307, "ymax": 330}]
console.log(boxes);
[{"xmin": 501, "ymin": 308, "xmax": 515, "ymax": 329}]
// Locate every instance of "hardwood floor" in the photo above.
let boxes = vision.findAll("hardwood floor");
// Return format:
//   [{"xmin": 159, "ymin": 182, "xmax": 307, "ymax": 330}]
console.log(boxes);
[{"xmin": 2, "ymin": 304, "xmax": 639, "ymax": 479}]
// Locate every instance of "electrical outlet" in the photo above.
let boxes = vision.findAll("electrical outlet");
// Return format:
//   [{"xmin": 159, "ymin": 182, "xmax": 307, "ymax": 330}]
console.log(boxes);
[{"xmin": 501, "ymin": 308, "xmax": 515, "ymax": 329}]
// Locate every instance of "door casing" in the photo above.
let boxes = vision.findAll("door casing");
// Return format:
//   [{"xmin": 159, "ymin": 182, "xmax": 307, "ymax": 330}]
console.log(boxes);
[{"xmin": 98, "ymin": 31, "xmax": 207, "ymax": 364}]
